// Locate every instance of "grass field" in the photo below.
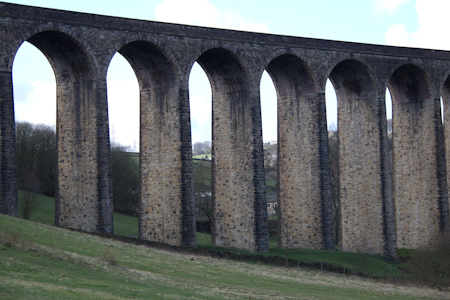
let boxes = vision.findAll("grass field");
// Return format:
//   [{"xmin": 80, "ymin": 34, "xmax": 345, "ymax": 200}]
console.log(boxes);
[
  {"xmin": 20, "ymin": 192, "xmax": 409, "ymax": 278},
  {"xmin": 4, "ymin": 192, "xmax": 447, "ymax": 299},
  {"xmin": 1, "ymin": 214, "xmax": 448, "ymax": 300}
]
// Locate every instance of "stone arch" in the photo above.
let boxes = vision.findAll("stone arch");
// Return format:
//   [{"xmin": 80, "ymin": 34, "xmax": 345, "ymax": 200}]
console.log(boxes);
[
  {"xmin": 196, "ymin": 48, "xmax": 249, "ymax": 96},
  {"xmin": 26, "ymin": 30, "xmax": 94, "ymax": 82},
  {"xmin": 264, "ymin": 54, "xmax": 334, "ymax": 250},
  {"xmin": 114, "ymin": 41, "xmax": 195, "ymax": 247},
  {"xmin": 266, "ymin": 54, "xmax": 316, "ymax": 97},
  {"xmin": 388, "ymin": 64, "xmax": 433, "ymax": 105},
  {"xmin": 390, "ymin": 64, "xmax": 448, "ymax": 249},
  {"xmin": 329, "ymin": 59, "xmax": 378, "ymax": 103},
  {"xmin": 15, "ymin": 30, "xmax": 113, "ymax": 233},
  {"xmin": 329, "ymin": 59, "xmax": 396, "ymax": 257},
  {"xmin": 196, "ymin": 47, "xmax": 269, "ymax": 252},
  {"xmin": 118, "ymin": 40, "xmax": 178, "ymax": 89}
]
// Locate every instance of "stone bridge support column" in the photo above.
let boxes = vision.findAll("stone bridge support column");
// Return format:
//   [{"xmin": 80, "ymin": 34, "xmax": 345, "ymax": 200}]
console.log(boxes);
[
  {"xmin": 0, "ymin": 68, "xmax": 18, "ymax": 217},
  {"xmin": 277, "ymin": 91, "xmax": 334, "ymax": 250},
  {"xmin": 120, "ymin": 42, "xmax": 196, "ymax": 247},
  {"xmin": 391, "ymin": 64, "xmax": 448, "ymax": 248},
  {"xmin": 55, "ymin": 77, "xmax": 113, "ymax": 233},
  {"xmin": 441, "ymin": 78, "xmax": 450, "ymax": 233},
  {"xmin": 332, "ymin": 60, "xmax": 396, "ymax": 257},
  {"xmin": 267, "ymin": 54, "xmax": 334, "ymax": 250},
  {"xmin": 199, "ymin": 48, "xmax": 269, "ymax": 252},
  {"xmin": 139, "ymin": 84, "xmax": 196, "ymax": 247}
]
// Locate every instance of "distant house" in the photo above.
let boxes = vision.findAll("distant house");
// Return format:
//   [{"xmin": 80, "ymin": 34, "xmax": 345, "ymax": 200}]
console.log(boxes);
[
  {"xmin": 266, "ymin": 196, "xmax": 278, "ymax": 216},
  {"xmin": 194, "ymin": 192, "xmax": 212, "ymax": 220}
]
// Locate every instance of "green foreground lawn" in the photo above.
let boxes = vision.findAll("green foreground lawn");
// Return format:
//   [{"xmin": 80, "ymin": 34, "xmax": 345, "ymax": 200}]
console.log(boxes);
[
  {"xmin": 1, "ymin": 215, "xmax": 447, "ymax": 300},
  {"xmin": 22, "ymin": 192, "xmax": 406, "ymax": 278},
  {"xmin": 2, "ymin": 192, "xmax": 445, "ymax": 299}
]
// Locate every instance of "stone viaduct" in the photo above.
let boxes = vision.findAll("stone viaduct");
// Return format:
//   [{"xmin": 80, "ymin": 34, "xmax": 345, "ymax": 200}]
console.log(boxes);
[{"xmin": 0, "ymin": 2, "xmax": 449, "ymax": 257}]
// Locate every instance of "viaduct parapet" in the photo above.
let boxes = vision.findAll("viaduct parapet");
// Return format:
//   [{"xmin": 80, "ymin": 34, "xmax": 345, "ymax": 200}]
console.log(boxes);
[{"xmin": 1, "ymin": 2, "xmax": 449, "ymax": 256}]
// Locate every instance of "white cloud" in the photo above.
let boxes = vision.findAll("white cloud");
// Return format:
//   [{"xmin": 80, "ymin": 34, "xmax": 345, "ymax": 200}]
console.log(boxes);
[
  {"xmin": 375, "ymin": 0, "xmax": 412, "ymax": 13},
  {"xmin": 14, "ymin": 81, "xmax": 56, "ymax": 128},
  {"xmin": 189, "ymin": 62, "xmax": 212, "ymax": 143},
  {"xmin": 156, "ymin": 0, "xmax": 270, "ymax": 143},
  {"xmin": 106, "ymin": 53, "xmax": 140, "ymax": 149},
  {"xmin": 14, "ymin": 77, "xmax": 141, "ymax": 150},
  {"xmin": 190, "ymin": 93, "xmax": 212, "ymax": 143},
  {"xmin": 385, "ymin": 0, "xmax": 450, "ymax": 50},
  {"xmin": 385, "ymin": 24, "xmax": 413, "ymax": 47},
  {"xmin": 260, "ymin": 71, "xmax": 277, "ymax": 142},
  {"xmin": 190, "ymin": 95, "xmax": 211, "ymax": 127},
  {"xmin": 155, "ymin": 0, "xmax": 269, "ymax": 33},
  {"xmin": 107, "ymin": 78, "xmax": 140, "ymax": 150}
]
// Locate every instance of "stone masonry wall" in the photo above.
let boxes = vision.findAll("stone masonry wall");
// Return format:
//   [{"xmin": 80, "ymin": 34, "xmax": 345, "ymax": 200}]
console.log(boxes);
[
  {"xmin": 211, "ymin": 89, "xmax": 269, "ymax": 252},
  {"xmin": 278, "ymin": 92, "xmax": 334, "ymax": 250},
  {"xmin": 393, "ymin": 98, "xmax": 445, "ymax": 248},
  {"xmin": 0, "ymin": 71, "xmax": 18, "ymax": 217},
  {"xmin": 338, "ymin": 94, "xmax": 395, "ymax": 256},
  {"xmin": 139, "ymin": 85, "xmax": 196, "ymax": 247},
  {"xmin": 55, "ymin": 79, "xmax": 113, "ymax": 233},
  {"xmin": 1, "ymin": 2, "xmax": 450, "ymax": 253}
]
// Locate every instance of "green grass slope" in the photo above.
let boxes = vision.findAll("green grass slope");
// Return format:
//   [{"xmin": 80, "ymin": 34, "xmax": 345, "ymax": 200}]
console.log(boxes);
[
  {"xmin": 19, "ymin": 192, "xmax": 412, "ymax": 279},
  {"xmin": 18, "ymin": 190, "xmax": 139, "ymax": 238},
  {"xmin": 1, "ymin": 214, "xmax": 447, "ymax": 300}
]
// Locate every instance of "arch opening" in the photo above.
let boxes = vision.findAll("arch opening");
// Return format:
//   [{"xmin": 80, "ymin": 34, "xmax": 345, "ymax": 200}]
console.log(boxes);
[
  {"xmin": 325, "ymin": 79, "xmax": 339, "ymax": 247},
  {"xmin": 106, "ymin": 52, "xmax": 139, "ymax": 235},
  {"xmin": 12, "ymin": 41, "xmax": 57, "ymax": 219},
  {"xmin": 189, "ymin": 61, "xmax": 212, "ymax": 245},
  {"xmin": 325, "ymin": 79, "xmax": 338, "ymax": 130},
  {"xmin": 260, "ymin": 69, "xmax": 277, "ymax": 246},
  {"xmin": 385, "ymin": 88, "xmax": 393, "ymax": 132},
  {"xmin": 443, "ymin": 76, "xmax": 450, "ymax": 125}
]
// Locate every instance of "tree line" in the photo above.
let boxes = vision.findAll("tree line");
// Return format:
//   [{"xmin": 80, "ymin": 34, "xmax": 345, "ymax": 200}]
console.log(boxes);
[
  {"xmin": 192, "ymin": 141, "xmax": 211, "ymax": 156},
  {"xmin": 15, "ymin": 121, "xmax": 389, "ymax": 235},
  {"xmin": 16, "ymin": 121, "xmax": 139, "ymax": 217},
  {"xmin": 16, "ymin": 122, "xmax": 214, "ymax": 219}
]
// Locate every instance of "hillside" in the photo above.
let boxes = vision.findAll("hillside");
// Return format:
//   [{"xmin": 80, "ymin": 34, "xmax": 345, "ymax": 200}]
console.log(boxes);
[
  {"xmin": 122, "ymin": 152, "xmax": 277, "ymax": 196},
  {"xmin": 193, "ymin": 158, "xmax": 212, "ymax": 193},
  {"xmin": 19, "ymin": 192, "xmax": 415, "ymax": 280},
  {"xmin": 1, "ymin": 214, "xmax": 447, "ymax": 300}
]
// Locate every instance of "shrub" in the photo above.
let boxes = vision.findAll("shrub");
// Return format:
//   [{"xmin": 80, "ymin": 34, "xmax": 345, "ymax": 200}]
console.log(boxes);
[
  {"xmin": 407, "ymin": 232, "xmax": 450, "ymax": 291},
  {"xmin": 100, "ymin": 250, "xmax": 117, "ymax": 265},
  {"xmin": 19, "ymin": 173, "xmax": 42, "ymax": 220},
  {"xmin": 111, "ymin": 144, "xmax": 139, "ymax": 215},
  {"xmin": 0, "ymin": 232, "xmax": 22, "ymax": 248}
]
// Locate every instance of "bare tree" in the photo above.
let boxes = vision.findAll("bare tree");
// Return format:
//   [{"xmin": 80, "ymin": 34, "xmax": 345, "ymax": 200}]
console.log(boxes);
[
  {"xmin": 328, "ymin": 123, "xmax": 340, "ymax": 245},
  {"xmin": 16, "ymin": 122, "xmax": 56, "ymax": 197},
  {"xmin": 111, "ymin": 143, "xmax": 139, "ymax": 215},
  {"xmin": 193, "ymin": 141, "xmax": 212, "ymax": 156},
  {"xmin": 19, "ymin": 172, "xmax": 42, "ymax": 220},
  {"xmin": 193, "ymin": 159, "xmax": 212, "ymax": 223}
]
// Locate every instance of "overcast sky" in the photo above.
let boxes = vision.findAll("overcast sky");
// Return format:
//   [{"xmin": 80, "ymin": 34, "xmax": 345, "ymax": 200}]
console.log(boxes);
[{"xmin": 6, "ymin": 0, "xmax": 450, "ymax": 149}]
